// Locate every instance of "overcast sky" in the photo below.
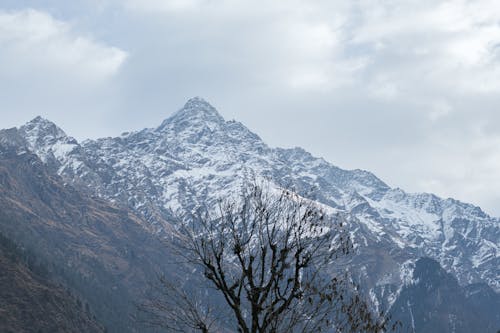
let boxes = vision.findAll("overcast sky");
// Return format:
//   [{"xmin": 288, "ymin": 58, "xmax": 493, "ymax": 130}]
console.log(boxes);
[{"xmin": 1, "ymin": 0, "xmax": 500, "ymax": 216}]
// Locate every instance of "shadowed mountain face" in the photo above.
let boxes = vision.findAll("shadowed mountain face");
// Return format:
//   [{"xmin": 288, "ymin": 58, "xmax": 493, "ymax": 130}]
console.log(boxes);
[
  {"xmin": 0, "ymin": 232, "xmax": 104, "ymax": 333},
  {"xmin": 0, "ymin": 97, "xmax": 498, "ymax": 332},
  {"xmin": 0, "ymin": 148, "xmax": 182, "ymax": 332},
  {"xmin": 390, "ymin": 257, "xmax": 500, "ymax": 333}
]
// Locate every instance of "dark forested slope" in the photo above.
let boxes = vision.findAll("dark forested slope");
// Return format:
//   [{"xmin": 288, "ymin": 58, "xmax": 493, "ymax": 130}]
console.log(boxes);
[
  {"xmin": 0, "ymin": 232, "xmax": 104, "ymax": 333},
  {"xmin": 0, "ymin": 147, "xmax": 178, "ymax": 332}
]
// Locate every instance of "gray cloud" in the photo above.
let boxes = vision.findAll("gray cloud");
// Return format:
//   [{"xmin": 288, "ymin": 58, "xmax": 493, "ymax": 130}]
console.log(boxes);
[{"xmin": 1, "ymin": 0, "xmax": 500, "ymax": 215}]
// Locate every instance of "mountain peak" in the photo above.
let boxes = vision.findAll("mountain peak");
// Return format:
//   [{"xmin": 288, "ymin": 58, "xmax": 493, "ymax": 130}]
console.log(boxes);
[
  {"xmin": 22, "ymin": 115, "xmax": 66, "ymax": 134},
  {"xmin": 183, "ymin": 96, "xmax": 213, "ymax": 109},
  {"xmin": 179, "ymin": 96, "xmax": 223, "ymax": 120},
  {"xmin": 19, "ymin": 116, "xmax": 68, "ymax": 150},
  {"xmin": 157, "ymin": 97, "xmax": 225, "ymax": 131},
  {"xmin": 26, "ymin": 115, "xmax": 55, "ymax": 127}
]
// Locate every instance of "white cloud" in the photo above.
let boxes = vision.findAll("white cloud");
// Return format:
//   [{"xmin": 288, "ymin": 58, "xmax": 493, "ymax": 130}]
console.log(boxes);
[
  {"xmin": 415, "ymin": 130, "xmax": 500, "ymax": 214},
  {"xmin": 120, "ymin": 0, "xmax": 366, "ymax": 91},
  {"xmin": 121, "ymin": 0, "xmax": 500, "ymax": 97},
  {"xmin": 125, "ymin": 0, "xmax": 204, "ymax": 12},
  {"xmin": 428, "ymin": 100, "xmax": 453, "ymax": 122},
  {"xmin": 0, "ymin": 9, "xmax": 127, "ymax": 80},
  {"xmin": 350, "ymin": 0, "xmax": 500, "ymax": 95},
  {"xmin": 0, "ymin": 8, "xmax": 128, "ymax": 145},
  {"xmin": 2, "ymin": 1, "xmax": 500, "ymax": 215},
  {"xmin": 368, "ymin": 75, "xmax": 400, "ymax": 100}
]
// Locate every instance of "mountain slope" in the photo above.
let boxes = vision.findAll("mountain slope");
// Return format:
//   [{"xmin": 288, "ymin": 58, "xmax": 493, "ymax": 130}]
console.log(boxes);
[
  {"xmin": 0, "ymin": 232, "xmax": 104, "ymax": 333},
  {"xmin": 2, "ymin": 97, "xmax": 498, "ymax": 304},
  {"xmin": 0, "ymin": 145, "xmax": 182, "ymax": 332},
  {"xmin": 390, "ymin": 257, "xmax": 500, "ymax": 333}
]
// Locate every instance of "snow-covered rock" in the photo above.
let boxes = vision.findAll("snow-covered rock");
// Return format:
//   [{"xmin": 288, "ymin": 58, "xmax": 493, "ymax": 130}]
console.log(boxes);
[{"xmin": 4, "ymin": 97, "xmax": 499, "ymax": 301}]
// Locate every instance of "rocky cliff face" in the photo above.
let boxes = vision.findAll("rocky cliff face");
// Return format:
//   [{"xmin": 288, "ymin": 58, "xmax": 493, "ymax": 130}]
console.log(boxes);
[{"xmin": 1, "ymin": 97, "xmax": 498, "ymax": 316}]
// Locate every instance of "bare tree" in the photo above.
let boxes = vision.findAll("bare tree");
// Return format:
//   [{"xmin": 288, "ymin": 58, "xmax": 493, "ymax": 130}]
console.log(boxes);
[
  {"xmin": 148, "ymin": 182, "xmax": 391, "ymax": 332},
  {"xmin": 138, "ymin": 274, "xmax": 217, "ymax": 333}
]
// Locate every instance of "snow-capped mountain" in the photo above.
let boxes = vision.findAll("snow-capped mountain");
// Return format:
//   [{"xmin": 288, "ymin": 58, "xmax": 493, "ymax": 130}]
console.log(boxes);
[{"xmin": 2, "ymin": 97, "xmax": 498, "ymax": 302}]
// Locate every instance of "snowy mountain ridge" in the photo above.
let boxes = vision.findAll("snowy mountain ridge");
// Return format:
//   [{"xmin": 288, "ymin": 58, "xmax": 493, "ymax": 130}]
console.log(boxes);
[{"xmin": 1, "ymin": 97, "xmax": 498, "ymax": 300}]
